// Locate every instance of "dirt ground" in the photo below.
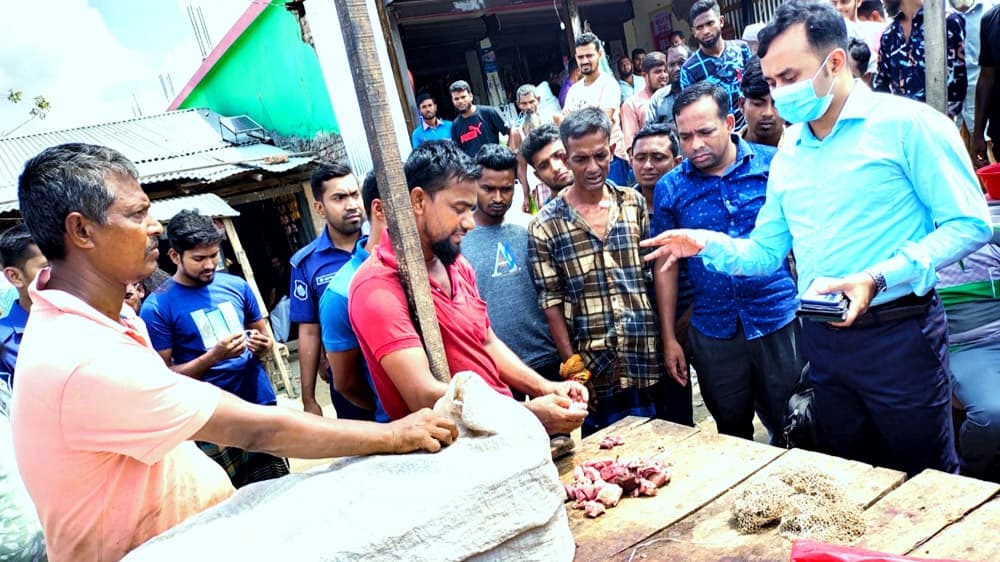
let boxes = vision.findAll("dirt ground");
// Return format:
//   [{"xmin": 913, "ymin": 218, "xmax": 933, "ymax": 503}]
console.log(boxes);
[{"xmin": 275, "ymin": 353, "xmax": 769, "ymax": 473}]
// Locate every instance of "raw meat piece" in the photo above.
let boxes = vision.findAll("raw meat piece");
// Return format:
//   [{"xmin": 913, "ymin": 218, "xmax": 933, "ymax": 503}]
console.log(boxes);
[
  {"xmin": 583, "ymin": 501, "xmax": 606, "ymax": 518},
  {"xmin": 595, "ymin": 484, "xmax": 623, "ymax": 507},
  {"xmin": 599, "ymin": 435, "xmax": 625, "ymax": 449}
]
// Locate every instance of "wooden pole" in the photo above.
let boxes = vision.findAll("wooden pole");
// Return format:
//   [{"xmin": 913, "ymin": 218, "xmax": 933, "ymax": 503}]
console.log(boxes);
[
  {"xmin": 333, "ymin": 0, "xmax": 451, "ymax": 383},
  {"xmin": 221, "ymin": 217, "xmax": 297, "ymax": 398},
  {"xmin": 563, "ymin": 0, "xmax": 581, "ymax": 61},
  {"xmin": 923, "ymin": 0, "xmax": 948, "ymax": 114}
]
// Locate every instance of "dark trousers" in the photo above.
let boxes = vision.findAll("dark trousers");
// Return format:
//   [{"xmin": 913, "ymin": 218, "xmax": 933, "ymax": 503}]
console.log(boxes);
[
  {"xmin": 581, "ymin": 379, "xmax": 692, "ymax": 437},
  {"xmin": 801, "ymin": 295, "xmax": 958, "ymax": 476},
  {"xmin": 328, "ymin": 366, "xmax": 376, "ymax": 421},
  {"xmin": 689, "ymin": 320, "xmax": 804, "ymax": 446}
]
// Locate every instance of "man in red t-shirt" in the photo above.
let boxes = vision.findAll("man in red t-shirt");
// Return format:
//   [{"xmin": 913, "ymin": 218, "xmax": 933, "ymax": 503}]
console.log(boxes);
[{"xmin": 349, "ymin": 141, "xmax": 588, "ymax": 434}]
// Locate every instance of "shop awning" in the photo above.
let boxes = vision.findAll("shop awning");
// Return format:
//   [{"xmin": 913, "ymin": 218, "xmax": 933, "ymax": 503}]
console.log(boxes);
[{"xmin": 149, "ymin": 193, "xmax": 239, "ymax": 223}]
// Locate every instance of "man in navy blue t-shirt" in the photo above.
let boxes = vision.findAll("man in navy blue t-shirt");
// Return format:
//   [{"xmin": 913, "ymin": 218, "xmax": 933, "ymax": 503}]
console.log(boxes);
[{"xmin": 141, "ymin": 209, "xmax": 289, "ymax": 488}]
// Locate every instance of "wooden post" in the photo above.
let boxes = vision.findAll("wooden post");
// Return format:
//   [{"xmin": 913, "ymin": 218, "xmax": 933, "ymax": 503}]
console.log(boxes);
[
  {"xmin": 923, "ymin": 0, "xmax": 948, "ymax": 114},
  {"xmin": 333, "ymin": 0, "xmax": 451, "ymax": 383},
  {"xmin": 222, "ymin": 217, "xmax": 297, "ymax": 398},
  {"xmin": 377, "ymin": 3, "xmax": 417, "ymax": 134},
  {"xmin": 563, "ymin": 0, "xmax": 582, "ymax": 60}
]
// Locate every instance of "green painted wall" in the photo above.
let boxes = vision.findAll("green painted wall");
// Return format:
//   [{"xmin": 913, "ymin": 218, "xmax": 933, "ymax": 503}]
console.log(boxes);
[{"xmin": 178, "ymin": 8, "xmax": 338, "ymax": 138}]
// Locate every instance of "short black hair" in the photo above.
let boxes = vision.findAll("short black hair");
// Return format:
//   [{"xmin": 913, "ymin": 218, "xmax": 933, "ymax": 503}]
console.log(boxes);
[
  {"xmin": 404, "ymin": 140, "xmax": 482, "ymax": 198},
  {"xmin": 416, "ymin": 93, "xmax": 434, "ymax": 106},
  {"xmin": 631, "ymin": 48, "xmax": 646, "ymax": 59},
  {"xmin": 575, "ymin": 32, "xmax": 601, "ymax": 50},
  {"xmin": 18, "ymin": 142, "xmax": 138, "ymax": 261},
  {"xmin": 632, "ymin": 122, "xmax": 680, "ymax": 158},
  {"xmin": 857, "ymin": 0, "xmax": 885, "ymax": 18},
  {"xmin": 449, "ymin": 80, "xmax": 472, "ymax": 94},
  {"xmin": 740, "ymin": 57, "xmax": 770, "ymax": 100},
  {"xmin": 475, "ymin": 144, "xmax": 518, "ymax": 173},
  {"xmin": 669, "ymin": 30, "xmax": 685, "ymax": 40},
  {"xmin": 673, "ymin": 81, "xmax": 730, "ymax": 120},
  {"xmin": 310, "ymin": 161, "xmax": 353, "ymax": 200},
  {"xmin": 361, "ymin": 170, "xmax": 379, "ymax": 216},
  {"xmin": 0, "ymin": 224, "xmax": 39, "ymax": 271},
  {"xmin": 689, "ymin": 0, "xmax": 720, "ymax": 24},
  {"xmin": 559, "ymin": 107, "xmax": 611, "ymax": 148},
  {"xmin": 167, "ymin": 209, "xmax": 223, "ymax": 254},
  {"xmin": 848, "ymin": 38, "xmax": 871, "ymax": 76},
  {"xmin": 758, "ymin": 0, "xmax": 848, "ymax": 59},
  {"xmin": 641, "ymin": 51, "xmax": 668, "ymax": 74},
  {"xmin": 520, "ymin": 123, "xmax": 561, "ymax": 167}
]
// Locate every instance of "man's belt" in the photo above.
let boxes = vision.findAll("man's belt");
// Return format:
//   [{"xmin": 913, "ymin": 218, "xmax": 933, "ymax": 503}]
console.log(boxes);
[{"xmin": 852, "ymin": 291, "xmax": 936, "ymax": 327}]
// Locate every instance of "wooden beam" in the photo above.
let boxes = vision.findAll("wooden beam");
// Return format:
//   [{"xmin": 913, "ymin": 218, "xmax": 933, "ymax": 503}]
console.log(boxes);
[
  {"xmin": 923, "ymin": 0, "xmax": 947, "ymax": 114},
  {"xmin": 221, "ymin": 217, "xmax": 297, "ymax": 398},
  {"xmin": 377, "ymin": 2, "xmax": 417, "ymax": 135},
  {"xmin": 333, "ymin": 0, "xmax": 451, "ymax": 383},
  {"xmin": 224, "ymin": 182, "xmax": 306, "ymax": 206},
  {"xmin": 563, "ymin": 0, "xmax": 581, "ymax": 60}
]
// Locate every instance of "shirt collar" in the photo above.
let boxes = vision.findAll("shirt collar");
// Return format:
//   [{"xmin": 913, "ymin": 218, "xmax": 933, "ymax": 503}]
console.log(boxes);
[
  {"xmin": 29, "ymin": 268, "xmax": 149, "ymax": 347},
  {"xmin": 2, "ymin": 300, "xmax": 29, "ymax": 336},
  {"xmin": 354, "ymin": 235, "xmax": 371, "ymax": 261},
  {"xmin": 421, "ymin": 118, "xmax": 439, "ymax": 131}
]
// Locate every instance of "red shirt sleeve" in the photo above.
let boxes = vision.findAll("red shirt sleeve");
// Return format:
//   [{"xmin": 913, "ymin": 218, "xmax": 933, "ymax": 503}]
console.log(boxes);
[{"xmin": 349, "ymin": 275, "xmax": 424, "ymax": 362}]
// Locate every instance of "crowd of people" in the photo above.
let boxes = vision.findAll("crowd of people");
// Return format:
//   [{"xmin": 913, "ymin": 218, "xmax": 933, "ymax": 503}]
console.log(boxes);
[{"xmin": 0, "ymin": 0, "xmax": 998, "ymax": 559}]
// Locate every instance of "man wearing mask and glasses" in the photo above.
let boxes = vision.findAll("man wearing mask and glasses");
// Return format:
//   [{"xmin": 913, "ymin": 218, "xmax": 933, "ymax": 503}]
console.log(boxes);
[{"xmin": 642, "ymin": 0, "xmax": 991, "ymax": 477}]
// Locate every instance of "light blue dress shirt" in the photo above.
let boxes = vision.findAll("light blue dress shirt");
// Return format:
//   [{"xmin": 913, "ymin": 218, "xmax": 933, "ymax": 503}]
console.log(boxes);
[{"xmin": 698, "ymin": 82, "xmax": 992, "ymax": 307}]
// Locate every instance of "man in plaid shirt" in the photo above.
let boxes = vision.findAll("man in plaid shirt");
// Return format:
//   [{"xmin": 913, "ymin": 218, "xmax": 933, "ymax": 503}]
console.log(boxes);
[{"xmin": 528, "ymin": 107, "xmax": 676, "ymax": 436}]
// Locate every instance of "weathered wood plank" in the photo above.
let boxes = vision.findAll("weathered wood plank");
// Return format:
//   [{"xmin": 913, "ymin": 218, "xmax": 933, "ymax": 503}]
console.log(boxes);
[
  {"xmin": 613, "ymin": 447, "xmax": 905, "ymax": 562},
  {"xmin": 909, "ymin": 497, "xmax": 1000, "ymax": 562},
  {"xmin": 856, "ymin": 470, "xmax": 1000, "ymax": 555},
  {"xmin": 570, "ymin": 428, "xmax": 783, "ymax": 562},
  {"xmin": 556, "ymin": 417, "xmax": 696, "ymax": 477}
]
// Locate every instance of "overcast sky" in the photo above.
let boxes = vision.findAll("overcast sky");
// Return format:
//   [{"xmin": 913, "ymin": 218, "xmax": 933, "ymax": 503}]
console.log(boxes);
[{"xmin": 0, "ymin": 0, "xmax": 249, "ymax": 137}]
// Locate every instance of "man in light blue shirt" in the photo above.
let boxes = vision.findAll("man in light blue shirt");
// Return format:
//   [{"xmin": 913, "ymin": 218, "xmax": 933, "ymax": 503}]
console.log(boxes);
[
  {"xmin": 643, "ymin": 0, "xmax": 991, "ymax": 476},
  {"xmin": 411, "ymin": 93, "xmax": 453, "ymax": 148}
]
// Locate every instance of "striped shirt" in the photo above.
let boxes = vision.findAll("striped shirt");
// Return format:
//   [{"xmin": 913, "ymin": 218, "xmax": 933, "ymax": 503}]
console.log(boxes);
[{"xmin": 526, "ymin": 183, "xmax": 663, "ymax": 397}]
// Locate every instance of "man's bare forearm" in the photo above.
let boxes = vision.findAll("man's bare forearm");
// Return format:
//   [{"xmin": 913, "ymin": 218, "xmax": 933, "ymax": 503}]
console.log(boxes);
[{"xmin": 543, "ymin": 306, "xmax": 574, "ymax": 361}]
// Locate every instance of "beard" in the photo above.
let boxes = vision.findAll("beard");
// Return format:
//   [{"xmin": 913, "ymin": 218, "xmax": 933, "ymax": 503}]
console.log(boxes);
[
  {"xmin": 697, "ymin": 31, "xmax": 720, "ymax": 49},
  {"xmin": 431, "ymin": 237, "xmax": 462, "ymax": 266},
  {"xmin": 521, "ymin": 111, "xmax": 543, "ymax": 135}
]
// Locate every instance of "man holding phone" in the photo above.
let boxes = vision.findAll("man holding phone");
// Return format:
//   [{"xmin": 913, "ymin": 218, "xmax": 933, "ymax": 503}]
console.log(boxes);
[
  {"xmin": 141, "ymin": 209, "xmax": 289, "ymax": 487},
  {"xmin": 643, "ymin": 0, "xmax": 991, "ymax": 476}
]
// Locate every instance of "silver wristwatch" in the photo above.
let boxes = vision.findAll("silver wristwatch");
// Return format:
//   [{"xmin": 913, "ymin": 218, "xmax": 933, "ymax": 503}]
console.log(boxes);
[{"xmin": 866, "ymin": 270, "xmax": 887, "ymax": 294}]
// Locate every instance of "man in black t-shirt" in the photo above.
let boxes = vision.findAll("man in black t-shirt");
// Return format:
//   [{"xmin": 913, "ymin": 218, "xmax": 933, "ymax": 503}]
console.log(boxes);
[
  {"xmin": 974, "ymin": 3, "xmax": 1000, "ymax": 165},
  {"xmin": 449, "ymin": 80, "xmax": 510, "ymax": 156}
]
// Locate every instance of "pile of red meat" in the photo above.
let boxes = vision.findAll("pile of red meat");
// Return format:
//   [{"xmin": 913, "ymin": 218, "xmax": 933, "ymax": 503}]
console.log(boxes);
[
  {"xmin": 563, "ymin": 457, "xmax": 671, "ymax": 518},
  {"xmin": 599, "ymin": 435, "xmax": 624, "ymax": 449}
]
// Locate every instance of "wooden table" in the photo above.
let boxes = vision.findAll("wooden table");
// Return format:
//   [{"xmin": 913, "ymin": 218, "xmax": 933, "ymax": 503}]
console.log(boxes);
[{"xmin": 557, "ymin": 417, "xmax": 1000, "ymax": 562}]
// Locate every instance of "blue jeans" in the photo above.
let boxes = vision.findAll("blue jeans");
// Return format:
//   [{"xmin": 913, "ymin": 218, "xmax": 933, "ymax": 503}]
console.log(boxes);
[
  {"xmin": 801, "ymin": 295, "xmax": 958, "ymax": 476},
  {"xmin": 951, "ymin": 339, "xmax": 1000, "ymax": 480}
]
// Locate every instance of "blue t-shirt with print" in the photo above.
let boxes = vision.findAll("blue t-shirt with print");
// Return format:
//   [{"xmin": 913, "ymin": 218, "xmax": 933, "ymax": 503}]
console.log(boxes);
[
  {"xmin": 679, "ymin": 40, "xmax": 754, "ymax": 130},
  {"xmin": 141, "ymin": 272, "xmax": 276, "ymax": 405}
]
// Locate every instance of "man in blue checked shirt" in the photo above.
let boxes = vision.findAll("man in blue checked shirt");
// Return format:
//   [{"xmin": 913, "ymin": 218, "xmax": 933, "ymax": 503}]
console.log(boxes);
[
  {"xmin": 653, "ymin": 82, "xmax": 803, "ymax": 446},
  {"xmin": 644, "ymin": 0, "xmax": 991, "ymax": 476}
]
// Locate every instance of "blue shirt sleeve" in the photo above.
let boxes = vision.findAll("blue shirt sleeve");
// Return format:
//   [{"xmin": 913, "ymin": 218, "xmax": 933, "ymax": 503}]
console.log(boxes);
[
  {"xmin": 139, "ymin": 296, "xmax": 174, "ymax": 353},
  {"xmin": 699, "ymin": 178, "xmax": 793, "ymax": 278},
  {"xmin": 243, "ymin": 279, "xmax": 263, "ymax": 324},
  {"xmin": 411, "ymin": 127, "xmax": 420, "ymax": 148},
  {"xmin": 289, "ymin": 262, "xmax": 318, "ymax": 323},
  {"xmin": 319, "ymin": 287, "xmax": 359, "ymax": 352},
  {"xmin": 876, "ymin": 107, "xmax": 991, "ymax": 294},
  {"xmin": 679, "ymin": 63, "xmax": 693, "ymax": 90}
]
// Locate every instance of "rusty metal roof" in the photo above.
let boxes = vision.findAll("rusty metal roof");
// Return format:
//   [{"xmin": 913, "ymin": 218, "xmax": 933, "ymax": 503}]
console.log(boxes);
[{"xmin": 0, "ymin": 108, "xmax": 312, "ymax": 213}]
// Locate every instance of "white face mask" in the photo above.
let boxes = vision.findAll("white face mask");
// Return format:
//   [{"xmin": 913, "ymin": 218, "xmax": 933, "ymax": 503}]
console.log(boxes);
[{"xmin": 949, "ymin": 0, "xmax": 975, "ymax": 11}]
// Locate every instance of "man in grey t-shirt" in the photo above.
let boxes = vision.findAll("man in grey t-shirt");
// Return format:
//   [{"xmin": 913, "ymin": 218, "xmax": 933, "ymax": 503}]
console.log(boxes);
[{"xmin": 463, "ymin": 145, "xmax": 562, "ymax": 393}]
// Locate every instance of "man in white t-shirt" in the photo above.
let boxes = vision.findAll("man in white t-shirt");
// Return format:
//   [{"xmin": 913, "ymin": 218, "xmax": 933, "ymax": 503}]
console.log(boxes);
[{"xmin": 561, "ymin": 32, "xmax": 631, "ymax": 186}]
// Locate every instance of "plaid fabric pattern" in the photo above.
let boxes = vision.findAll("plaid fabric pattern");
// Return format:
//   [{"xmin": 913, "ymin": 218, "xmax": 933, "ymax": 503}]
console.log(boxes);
[
  {"xmin": 527, "ymin": 183, "xmax": 662, "ymax": 398},
  {"xmin": 197, "ymin": 442, "xmax": 289, "ymax": 489}
]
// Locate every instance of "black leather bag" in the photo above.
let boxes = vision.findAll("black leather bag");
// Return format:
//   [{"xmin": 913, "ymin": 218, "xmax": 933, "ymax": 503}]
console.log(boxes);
[{"xmin": 783, "ymin": 363, "xmax": 820, "ymax": 450}]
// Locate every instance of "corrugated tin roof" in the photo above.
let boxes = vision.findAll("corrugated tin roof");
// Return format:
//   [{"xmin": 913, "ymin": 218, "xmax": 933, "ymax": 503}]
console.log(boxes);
[
  {"xmin": 0, "ymin": 108, "xmax": 313, "ymax": 213},
  {"xmin": 150, "ymin": 193, "xmax": 239, "ymax": 222}
]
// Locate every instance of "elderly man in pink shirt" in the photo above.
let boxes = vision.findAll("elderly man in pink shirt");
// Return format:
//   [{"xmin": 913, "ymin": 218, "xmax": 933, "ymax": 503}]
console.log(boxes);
[
  {"xmin": 621, "ymin": 51, "xmax": 671, "ymax": 153},
  {"xmin": 10, "ymin": 143, "xmax": 458, "ymax": 562}
]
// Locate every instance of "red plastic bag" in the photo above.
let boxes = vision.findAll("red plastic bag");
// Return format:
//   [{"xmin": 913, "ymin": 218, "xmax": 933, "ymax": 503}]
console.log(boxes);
[{"xmin": 790, "ymin": 540, "xmax": 969, "ymax": 562}]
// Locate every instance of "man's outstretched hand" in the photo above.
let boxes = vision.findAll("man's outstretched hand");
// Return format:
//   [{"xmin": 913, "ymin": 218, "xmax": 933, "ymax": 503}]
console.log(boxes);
[
  {"xmin": 640, "ymin": 229, "xmax": 708, "ymax": 271},
  {"xmin": 388, "ymin": 408, "xmax": 459, "ymax": 453}
]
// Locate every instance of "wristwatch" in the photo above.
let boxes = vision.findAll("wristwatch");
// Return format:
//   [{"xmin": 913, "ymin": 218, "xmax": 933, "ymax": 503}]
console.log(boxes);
[{"xmin": 866, "ymin": 270, "xmax": 887, "ymax": 294}]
